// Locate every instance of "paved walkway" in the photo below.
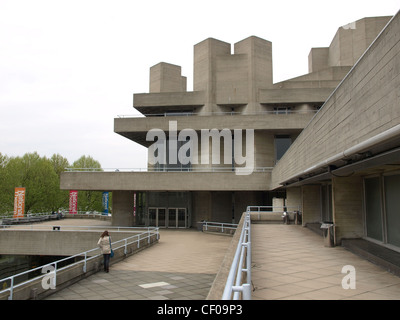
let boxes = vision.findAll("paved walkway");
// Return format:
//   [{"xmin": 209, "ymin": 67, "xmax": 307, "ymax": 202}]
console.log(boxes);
[
  {"xmin": 36, "ymin": 218, "xmax": 400, "ymax": 300},
  {"xmin": 45, "ymin": 227, "xmax": 232, "ymax": 300},
  {"xmin": 251, "ymin": 224, "xmax": 400, "ymax": 300}
]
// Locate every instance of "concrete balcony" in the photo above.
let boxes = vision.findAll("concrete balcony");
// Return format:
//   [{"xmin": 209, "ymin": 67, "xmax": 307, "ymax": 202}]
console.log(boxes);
[
  {"xmin": 114, "ymin": 113, "xmax": 314, "ymax": 146},
  {"xmin": 133, "ymin": 91, "xmax": 205, "ymax": 115},
  {"xmin": 60, "ymin": 170, "xmax": 271, "ymax": 192},
  {"xmin": 259, "ymin": 87, "xmax": 333, "ymax": 104}
]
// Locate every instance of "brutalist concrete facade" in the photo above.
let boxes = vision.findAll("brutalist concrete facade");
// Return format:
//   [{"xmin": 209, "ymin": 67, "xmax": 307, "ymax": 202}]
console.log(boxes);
[{"xmin": 61, "ymin": 14, "xmax": 400, "ymax": 245}]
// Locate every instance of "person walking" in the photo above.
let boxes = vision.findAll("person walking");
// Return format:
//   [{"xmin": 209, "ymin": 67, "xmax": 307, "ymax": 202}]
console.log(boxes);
[{"xmin": 97, "ymin": 230, "xmax": 112, "ymax": 273}]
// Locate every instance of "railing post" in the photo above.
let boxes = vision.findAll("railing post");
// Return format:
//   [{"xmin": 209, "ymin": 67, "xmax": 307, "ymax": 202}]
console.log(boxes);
[
  {"xmin": 242, "ymin": 283, "xmax": 251, "ymax": 300},
  {"xmin": 53, "ymin": 263, "xmax": 57, "ymax": 289},
  {"xmin": 83, "ymin": 252, "xmax": 87, "ymax": 273},
  {"xmin": 124, "ymin": 239, "xmax": 127, "ymax": 255},
  {"xmin": 8, "ymin": 277, "xmax": 14, "ymax": 300}
]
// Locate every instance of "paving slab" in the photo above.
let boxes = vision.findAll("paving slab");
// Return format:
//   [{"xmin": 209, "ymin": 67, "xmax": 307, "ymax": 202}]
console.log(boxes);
[
  {"xmin": 251, "ymin": 224, "xmax": 400, "ymax": 300},
  {"xmin": 45, "ymin": 229, "xmax": 232, "ymax": 300}
]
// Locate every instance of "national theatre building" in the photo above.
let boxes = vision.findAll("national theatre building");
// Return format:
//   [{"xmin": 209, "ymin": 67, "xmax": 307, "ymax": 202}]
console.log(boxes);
[{"xmin": 61, "ymin": 13, "xmax": 400, "ymax": 251}]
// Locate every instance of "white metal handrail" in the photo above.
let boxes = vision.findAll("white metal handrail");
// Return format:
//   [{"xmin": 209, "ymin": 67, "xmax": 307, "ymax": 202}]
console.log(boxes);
[
  {"xmin": 222, "ymin": 209, "xmax": 251, "ymax": 300},
  {"xmin": 64, "ymin": 167, "xmax": 273, "ymax": 173},
  {"xmin": 203, "ymin": 221, "xmax": 238, "ymax": 233},
  {"xmin": 0, "ymin": 224, "xmax": 155, "ymax": 232},
  {"xmin": 117, "ymin": 109, "xmax": 318, "ymax": 118},
  {"xmin": 247, "ymin": 205, "xmax": 301, "ymax": 221},
  {"xmin": 0, "ymin": 228, "xmax": 159, "ymax": 300}
]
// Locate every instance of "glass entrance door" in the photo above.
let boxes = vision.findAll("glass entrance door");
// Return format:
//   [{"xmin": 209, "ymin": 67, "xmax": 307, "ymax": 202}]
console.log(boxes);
[
  {"xmin": 149, "ymin": 208, "xmax": 156, "ymax": 226},
  {"xmin": 168, "ymin": 208, "xmax": 187, "ymax": 228},
  {"xmin": 178, "ymin": 208, "xmax": 187, "ymax": 228},
  {"xmin": 158, "ymin": 208, "xmax": 166, "ymax": 227},
  {"xmin": 168, "ymin": 208, "xmax": 177, "ymax": 228},
  {"xmin": 150, "ymin": 207, "xmax": 187, "ymax": 228},
  {"xmin": 148, "ymin": 207, "xmax": 166, "ymax": 227}
]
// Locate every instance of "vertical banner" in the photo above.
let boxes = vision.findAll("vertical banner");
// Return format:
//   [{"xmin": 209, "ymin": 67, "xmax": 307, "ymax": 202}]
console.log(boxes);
[
  {"xmin": 69, "ymin": 190, "xmax": 78, "ymax": 215},
  {"xmin": 133, "ymin": 192, "xmax": 136, "ymax": 217},
  {"xmin": 13, "ymin": 187, "xmax": 26, "ymax": 218},
  {"xmin": 102, "ymin": 192, "xmax": 109, "ymax": 215}
]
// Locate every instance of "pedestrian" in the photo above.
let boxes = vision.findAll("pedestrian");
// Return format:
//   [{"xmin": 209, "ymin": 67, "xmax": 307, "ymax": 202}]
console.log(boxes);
[{"xmin": 97, "ymin": 230, "xmax": 112, "ymax": 273}]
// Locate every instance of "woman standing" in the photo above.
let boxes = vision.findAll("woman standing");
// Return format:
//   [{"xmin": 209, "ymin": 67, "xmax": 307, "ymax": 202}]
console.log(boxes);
[{"xmin": 97, "ymin": 230, "xmax": 112, "ymax": 273}]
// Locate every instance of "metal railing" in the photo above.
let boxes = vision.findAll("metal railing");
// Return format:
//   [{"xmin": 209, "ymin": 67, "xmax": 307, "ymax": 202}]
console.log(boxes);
[
  {"xmin": 222, "ymin": 209, "xmax": 251, "ymax": 300},
  {"xmin": 65, "ymin": 166, "xmax": 273, "ymax": 173},
  {"xmin": 117, "ymin": 109, "xmax": 318, "ymax": 118},
  {"xmin": 0, "ymin": 227, "xmax": 159, "ymax": 300},
  {"xmin": 203, "ymin": 221, "xmax": 238, "ymax": 233},
  {"xmin": 247, "ymin": 205, "xmax": 301, "ymax": 223}
]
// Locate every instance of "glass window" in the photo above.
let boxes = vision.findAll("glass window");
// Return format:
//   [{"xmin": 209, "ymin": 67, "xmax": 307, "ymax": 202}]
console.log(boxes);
[
  {"xmin": 365, "ymin": 177, "xmax": 383, "ymax": 241},
  {"xmin": 274, "ymin": 107, "xmax": 291, "ymax": 114},
  {"xmin": 275, "ymin": 135, "xmax": 292, "ymax": 162},
  {"xmin": 384, "ymin": 175, "xmax": 400, "ymax": 247}
]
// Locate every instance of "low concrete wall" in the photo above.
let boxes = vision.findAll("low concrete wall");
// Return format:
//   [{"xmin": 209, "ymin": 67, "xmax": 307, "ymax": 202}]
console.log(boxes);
[
  {"xmin": 0, "ymin": 229, "xmax": 145, "ymax": 256},
  {"xmin": 206, "ymin": 213, "xmax": 245, "ymax": 299},
  {"xmin": 0, "ymin": 233, "xmax": 159, "ymax": 300}
]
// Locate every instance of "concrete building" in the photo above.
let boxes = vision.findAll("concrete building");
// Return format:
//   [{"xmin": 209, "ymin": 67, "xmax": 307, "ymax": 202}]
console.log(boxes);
[
  {"xmin": 272, "ymin": 12, "xmax": 400, "ymax": 250},
  {"xmin": 61, "ymin": 14, "xmax": 400, "ymax": 253}
]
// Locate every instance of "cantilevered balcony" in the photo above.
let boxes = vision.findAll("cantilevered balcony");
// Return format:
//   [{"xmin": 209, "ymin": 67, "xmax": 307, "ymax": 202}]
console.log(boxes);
[
  {"xmin": 60, "ymin": 168, "xmax": 271, "ymax": 192},
  {"xmin": 114, "ymin": 112, "xmax": 315, "ymax": 147}
]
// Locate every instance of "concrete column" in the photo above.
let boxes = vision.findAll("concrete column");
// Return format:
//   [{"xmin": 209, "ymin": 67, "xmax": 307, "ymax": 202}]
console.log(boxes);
[
  {"xmin": 234, "ymin": 36, "xmax": 273, "ymax": 114},
  {"xmin": 150, "ymin": 62, "xmax": 187, "ymax": 93},
  {"xmin": 286, "ymin": 186, "xmax": 302, "ymax": 211},
  {"xmin": 192, "ymin": 191, "xmax": 212, "ymax": 223},
  {"xmin": 112, "ymin": 191, "xmax": 135, "ymax": 226},
  {"xmin": 301, "ymin": 185, "xmax": 321, "ymax": 225},
  {"xmin": 194, "ymin": 38, "xmax": 231, "ymax": 114},
  {"xmin": 332, "ymin": 176, "xmax": 364, "ymax": 245}
]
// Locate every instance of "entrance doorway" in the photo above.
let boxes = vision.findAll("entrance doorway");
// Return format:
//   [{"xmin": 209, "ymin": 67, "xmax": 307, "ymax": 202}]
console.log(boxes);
[{"xmin": 148, "ymin": 207, "xmax": 187, "ymax": 228}]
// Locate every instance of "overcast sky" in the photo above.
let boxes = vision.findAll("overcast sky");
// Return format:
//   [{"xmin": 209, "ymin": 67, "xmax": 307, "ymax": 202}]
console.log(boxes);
[{"xmin": 0, "ymin": 0, "xmax": 398, "ymax": 169}]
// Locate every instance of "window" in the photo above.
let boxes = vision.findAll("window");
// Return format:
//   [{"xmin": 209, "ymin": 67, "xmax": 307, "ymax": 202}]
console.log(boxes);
[
  {"xmin": 364, "ymin": 173, "xmax": 400, "ymax": 248},
  {"xmin": 364, "ymin": 177, "xmax": 383, "ymax": 241},
  {"xmin": 275, "ymin": 135, "xmax": 292, "ymax": 162},
  {"xmin": 274, "ymin": 107, "xmax": 291, "ymax": 114},
  {"xmin": 385, "ymin": 175, "xmax": 400, "ymax": 247}
]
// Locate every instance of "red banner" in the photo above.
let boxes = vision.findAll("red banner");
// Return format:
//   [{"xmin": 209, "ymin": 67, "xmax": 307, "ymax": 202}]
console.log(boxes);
[
  {"xmin": 13, "ymin": 187, "xmax": 26, "ymax": 218},
  {"xmin": 69, "ymin": 190, "xmax": 78, "ymax": 214}
]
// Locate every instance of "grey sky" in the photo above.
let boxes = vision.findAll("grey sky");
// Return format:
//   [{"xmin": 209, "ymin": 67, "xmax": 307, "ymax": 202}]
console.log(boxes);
[{"xmin": 0, "ymin": 0, "xmax": 398, "ymax": 169}]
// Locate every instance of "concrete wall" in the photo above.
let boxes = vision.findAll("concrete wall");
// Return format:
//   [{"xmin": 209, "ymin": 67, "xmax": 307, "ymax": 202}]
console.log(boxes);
[
  {"xmin": 0, "ymin": 229, "xmax": 147, "ymax": 256},
  {"xmin": 301, "ymin": 185, "xmax": 321, "ymax": 225},
  {"xmin": 0, "ymin": 233, "xmax": 158, "ymax": 300},
  {"xmin": 271, "ymin": 13, "xmax": 400, "ymax": 189},
  {"xmin": 61, "ymin": 171, "xmax": 271, "ymax": 192},
  {"xmin": 112, "ymin": 191, "xmax": 135, "ymax": 226},
  {"xmin": 150, "ymin": 62, "xmax": 187, "ymax": 93},
  {"xmin": 332, "ymin": 176, "xmax": 364, "ymax": 244},
  {"xmin": 207, "ymin": 212, "xmax": 245, "ymax": 299},
  {"xmin": 194, "ymin": 38, "xmax": 231, "ymax": 113},
  {"xmin": 308, "ymin": 17, "xmax": 391, "ymax": 72},
  {"xmin": 193, "ymin": 36, "xmax": 273, "ymax": 114},
  {"xmin": 286, "ymin": 187, "xmax": 302, "ymax": 211}
]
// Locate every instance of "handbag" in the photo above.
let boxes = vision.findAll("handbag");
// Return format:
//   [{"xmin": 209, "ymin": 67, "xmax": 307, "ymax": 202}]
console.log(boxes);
[{"xmin": 109, "ymin": 237, "xmax": 114, "ymax": 258}]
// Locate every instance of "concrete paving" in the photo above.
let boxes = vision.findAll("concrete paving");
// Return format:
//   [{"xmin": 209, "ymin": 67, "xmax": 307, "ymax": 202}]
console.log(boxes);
[
  {"xmin": 45, "ymin": 227, "xmax": 232, "ymax": 300},
  {"xmin": 251, "ymin": 224, "xmax": 400, "ymax": 300},
  {"xmin": 36, "ymin": 218, "xmax": 400, "ymax": 300}
]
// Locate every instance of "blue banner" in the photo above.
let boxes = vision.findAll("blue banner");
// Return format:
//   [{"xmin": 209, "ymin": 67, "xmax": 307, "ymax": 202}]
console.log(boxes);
[{"xmin": 102, "ymin": 192, "xmax": 109, "ymax": 214}]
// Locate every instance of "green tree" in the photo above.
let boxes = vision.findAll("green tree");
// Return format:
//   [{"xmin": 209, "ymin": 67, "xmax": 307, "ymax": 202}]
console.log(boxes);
[
  {"xmin": 0, "ymin": 153, "xmax": 12, "ymax": 214},
  {"xmin": 72, "ymin": 155, "xmax": 103, "ymax": 212},
  {"xmin": 7, "ymin": 152, "xmax": 59, "ymax": 213},
  {"xmin": 50, "ymin": 154, "xmax": 71, "ymax": 211}
]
